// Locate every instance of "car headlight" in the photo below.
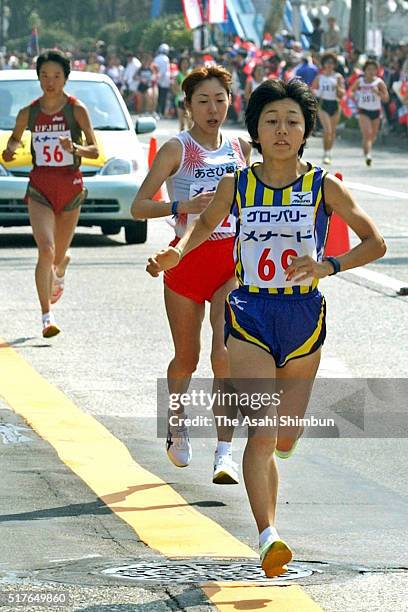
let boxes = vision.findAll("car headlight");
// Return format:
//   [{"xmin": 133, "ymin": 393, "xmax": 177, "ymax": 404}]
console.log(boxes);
[
  {"xmin": 0, "ymin": 164, "xmax": 10, "ymax": 177},
  {"xmin": 100, "ymin": 158, "xmax": 139, "ymax": 175}
]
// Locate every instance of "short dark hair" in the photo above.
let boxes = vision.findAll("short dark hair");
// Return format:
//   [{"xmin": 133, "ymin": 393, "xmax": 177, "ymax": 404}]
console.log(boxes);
[
  {"xmin": 363, "ymin": 59, "xmax": 379, "ymax": 72},
  {"xmin": 182, "ymin": 65, "xmax": 232, "ymax": 102},
  {"xmin": 245, "ymin": 79, "xmax": 318, "ymax": 157},
  {"xmin": 321, "ymin": 51, "xmax": 337, "ymax": 66},
  {"xmin": 36, "ymin": 49, "xmax": 71, "ymax": 80}
]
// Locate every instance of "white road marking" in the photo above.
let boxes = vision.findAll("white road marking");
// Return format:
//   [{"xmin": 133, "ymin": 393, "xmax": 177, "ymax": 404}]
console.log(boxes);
[
  {"xmin": 318, "ymin": 356, "xmax": 353, "ymax": 378},
  {"xmin": 0, "ymin": 424, "xmax": 32, "ymax": 444},
  {"xmin": 345, "ymin": 266, "xmax": 406, "ymax": 292},
  {"xmin": 344, "ymin": 180, "xmax": 408, "ymax": 200}
]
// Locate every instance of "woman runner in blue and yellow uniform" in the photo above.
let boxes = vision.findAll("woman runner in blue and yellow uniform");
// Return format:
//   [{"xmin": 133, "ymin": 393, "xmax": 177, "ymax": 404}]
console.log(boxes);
[{"xmin": 147, "ymin": 79, "xmax": 386, "ymax": 577}]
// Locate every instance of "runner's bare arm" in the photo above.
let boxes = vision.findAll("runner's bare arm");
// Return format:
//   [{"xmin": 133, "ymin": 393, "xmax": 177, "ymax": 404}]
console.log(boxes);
[
  {"xmin": 377, "ymin": 80, "xmax": 389, "ymax": 103},
  {"xmin": 238, "ymin": 137, "xmax": 252, "ymax": 164},
  {"xmin": 146, "ymin": 174, "xmax": 235, "ymax": 277},
  {"xmin": 61, "ymin": 101, "xmax": 99, "ymax": 159},
  {"xmin": 285, "ymin": 174, "xmax": 387, "ymax": 282},
  {"xmin": 1, "ymin": 106, "xmax": 29, "ymax": 161},
  {"xmin": 311, "ymin": 75, "xmax": 320, "ymax": 96},
  {"xmin": 336, "ymin": 74, "xmax": 346, "ymax": 99},
  {"xmin": 131, "ymin": 139, "xmax": 213, "ymax": 219}
]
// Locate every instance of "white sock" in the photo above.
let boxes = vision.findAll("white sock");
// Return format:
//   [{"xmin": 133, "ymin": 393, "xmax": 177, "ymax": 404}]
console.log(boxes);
[
  {"xmin": 259, "ymin": 525, "xmax": 280, "ymax": 548},
  {"xmin": 42, "ymin": 311, "xmax": 55, "ymax": 326},
  {"xmin": 216, "ymin": 441, "xmax": 232, "ymax": 457}
]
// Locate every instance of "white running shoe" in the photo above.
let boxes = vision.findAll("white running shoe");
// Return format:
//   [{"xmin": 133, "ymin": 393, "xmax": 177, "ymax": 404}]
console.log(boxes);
[
  {"xmin": 166, "ymin": 425, "xmax": 192, "ymax": 467},
  {"xmin": 322, "ymin": 155, "xmax": 331, "ymax": 165},
  {"xmin": 42, "ymin": 312, "xmax": 60, "ymax": 338},
  {"xmin": 212, "ymin": 452, "xmax": 239, "ymax": 485}
]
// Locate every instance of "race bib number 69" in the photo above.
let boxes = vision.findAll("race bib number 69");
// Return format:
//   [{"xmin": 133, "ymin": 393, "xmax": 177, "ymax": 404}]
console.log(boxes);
[{"xmin": 239, "ymin": 205, "xmax": 317, "ymax": 288}]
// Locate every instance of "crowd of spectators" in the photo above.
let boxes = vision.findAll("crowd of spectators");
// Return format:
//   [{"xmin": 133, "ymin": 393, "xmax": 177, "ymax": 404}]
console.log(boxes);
[{"xmin": 1, "ymin": 18, "xmax": 408, "ymax": 137}]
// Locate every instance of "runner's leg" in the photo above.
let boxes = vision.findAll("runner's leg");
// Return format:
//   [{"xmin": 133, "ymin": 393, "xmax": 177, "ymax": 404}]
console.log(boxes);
[
  {"xmin": 227, "ymin": 335, "xmax": 278, "ymax": 531},
  {"xmin": 328, "ymin": 110, "xmax": 340, "ymax": 150},
  {"xmin": 275, "ymin": 348, "xmax": 322, "ymax": 454},
  {"xmin": 164, "ymin": 285, "xmax": 204, "ymax": 466},
  {"xmin": 28, "ymin": 199, "xmax": 55, "ymax": 315},
  {"xmin": 358, "ymin": 113, "xmax": 373, "ymax": 157},
  {"xmin": 210, "ymin": 277, "xmax": 239, "ymax": 483},
  {"xmin": 54, "ymin": 207, "xmax": 81, "ymax": 276}
]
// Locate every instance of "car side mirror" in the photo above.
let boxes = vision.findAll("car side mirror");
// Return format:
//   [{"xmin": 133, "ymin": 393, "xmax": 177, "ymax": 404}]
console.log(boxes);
[{"xmin": 135, "ymin": 117, "xmax": 156, "ymax": 134}]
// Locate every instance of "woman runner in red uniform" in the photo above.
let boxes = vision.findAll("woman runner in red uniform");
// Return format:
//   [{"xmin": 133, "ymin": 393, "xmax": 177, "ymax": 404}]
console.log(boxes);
[
  {"xmin": 2, "ymin": 50, "xmax": 98, "ymax": 337},
  {"xmin": 132, "ymin": 66, "xmax": 251, "ymax": 481}
]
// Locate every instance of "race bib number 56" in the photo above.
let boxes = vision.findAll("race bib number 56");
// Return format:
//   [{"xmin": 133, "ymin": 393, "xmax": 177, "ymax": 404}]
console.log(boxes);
[{"xmin": 32, "ymin": 130, "xmax": 74, "ymax": 167}]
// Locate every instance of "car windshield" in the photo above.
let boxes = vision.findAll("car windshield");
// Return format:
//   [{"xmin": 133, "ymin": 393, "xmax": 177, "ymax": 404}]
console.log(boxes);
[{"xmin": 0, "ymin": 79, "xmax": 129, "ymax": 130}]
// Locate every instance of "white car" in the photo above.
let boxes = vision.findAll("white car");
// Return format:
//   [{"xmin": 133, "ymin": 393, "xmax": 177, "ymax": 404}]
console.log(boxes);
[{"xmin": 0, "ymin": 70, "xmax": 156, "ymax": 243}]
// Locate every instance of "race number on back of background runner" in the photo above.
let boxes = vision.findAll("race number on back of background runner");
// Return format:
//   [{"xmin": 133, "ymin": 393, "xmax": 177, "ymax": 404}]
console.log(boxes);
[{"xmin": 188, "ymin": 182, "xmax": 236, "ymax": 234}]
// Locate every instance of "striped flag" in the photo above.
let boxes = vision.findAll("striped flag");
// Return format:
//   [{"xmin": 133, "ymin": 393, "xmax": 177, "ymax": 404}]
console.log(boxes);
[
  {"xmin": 182, "ymin": 0, "xmax": 204, "ymax": 30},
  {"xmin": 208, "ymin": 0, "xmax": 227, "ymax": 24}
]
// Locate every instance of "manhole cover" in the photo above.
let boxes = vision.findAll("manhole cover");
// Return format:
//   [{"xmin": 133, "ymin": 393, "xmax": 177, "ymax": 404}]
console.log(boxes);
[{"xmin": 102, "ymin": 561, "xmax": 315, "ymax": 583}]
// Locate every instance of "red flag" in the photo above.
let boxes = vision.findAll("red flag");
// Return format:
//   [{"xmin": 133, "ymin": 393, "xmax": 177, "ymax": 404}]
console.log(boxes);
[
  {"xmin": 182, "ymin": 0, "xmax": 204, "ymax": 30},
  {"xmin": 340, "ymin": 88, "xmax": 358, "ymax": 118}
]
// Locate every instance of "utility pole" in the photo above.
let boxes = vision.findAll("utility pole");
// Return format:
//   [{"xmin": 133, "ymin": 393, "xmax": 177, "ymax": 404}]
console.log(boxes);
[
  {"xmin": 0, "ymin": 0, "xmax": 4, "ymax": 48},
  {"xmin": 291, "ymin": 0, "xmax": 301, "ymax": 42},
  {"xmin": 349, "ymin": 0, "xmax": 367, "ymax": 52}
]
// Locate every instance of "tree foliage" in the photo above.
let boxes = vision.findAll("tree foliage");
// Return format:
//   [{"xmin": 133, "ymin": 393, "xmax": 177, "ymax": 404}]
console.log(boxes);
[{"xmin": 6, "ymin": 0, "xmax": 156, "ymax": 43}]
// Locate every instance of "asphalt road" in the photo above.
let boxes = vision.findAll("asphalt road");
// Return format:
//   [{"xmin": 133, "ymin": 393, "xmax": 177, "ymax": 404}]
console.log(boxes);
[{"xmin": 0, "ymin": 120, "xmax": 407, "ymax": 611}]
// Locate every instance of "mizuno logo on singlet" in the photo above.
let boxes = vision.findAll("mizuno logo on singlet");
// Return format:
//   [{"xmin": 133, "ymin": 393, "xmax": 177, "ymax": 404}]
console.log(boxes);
[
  {"xmin": 290, "ymin": 191, "xmax": 313, "ymax": 205},
  {"xmin": 53, "ymin": 115, "xmax": 64, "ymax": 122}
]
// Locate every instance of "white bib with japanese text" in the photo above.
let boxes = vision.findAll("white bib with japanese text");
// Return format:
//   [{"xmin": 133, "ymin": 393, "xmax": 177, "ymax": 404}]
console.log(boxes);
[
  {"xmin": 32, "ymin": 129, "xmax": 74, "ymax": 167},
  {"xmin": 239, "ymin": 203, "xmax": 317, "ymax": 288},
  {"xmin": 188, "ymin": 182, "xmax": 236, "ymax": 234}
]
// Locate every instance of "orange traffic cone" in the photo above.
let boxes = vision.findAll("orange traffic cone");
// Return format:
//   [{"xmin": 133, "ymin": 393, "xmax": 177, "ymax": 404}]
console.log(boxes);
[
  {"xmin": 324, "ymin": 172, "xmax": 350, "ymax": 257},
  {"xmin": 148, "ymin": 137, "xmax": 166, "ymax": 202}
]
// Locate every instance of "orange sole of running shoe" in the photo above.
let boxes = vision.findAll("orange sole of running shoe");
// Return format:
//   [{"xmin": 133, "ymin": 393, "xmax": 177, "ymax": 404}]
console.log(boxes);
[
  {"xmin": 212, "ymin": 470, "xmax": 239, "ymax": 485},
  {"xmin": 261, "ymin": 540, "xmax": 293, "ymax": 577},
  {"xmin": 42, "ymin": 325, "xmax": 61, "ymax": 338}
]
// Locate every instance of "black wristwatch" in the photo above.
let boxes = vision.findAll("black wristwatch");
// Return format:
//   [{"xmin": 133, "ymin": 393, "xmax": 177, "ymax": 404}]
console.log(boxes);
[{"xmin": 323, "ymin": 256, "xmax": 341, "ymax": 275}]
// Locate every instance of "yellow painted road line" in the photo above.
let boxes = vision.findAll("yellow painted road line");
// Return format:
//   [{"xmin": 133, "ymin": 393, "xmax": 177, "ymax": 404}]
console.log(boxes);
[
  {"xmin": 202, "ymin": 583, "xmax": 323, "ymax": 611},
  {"xmin": 0, "ymin": 338, "xmax": 254, "ymax": 558},
  {"xmin": 0, "ymin": 339, "xmax": 323, "ymax": 611}
]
